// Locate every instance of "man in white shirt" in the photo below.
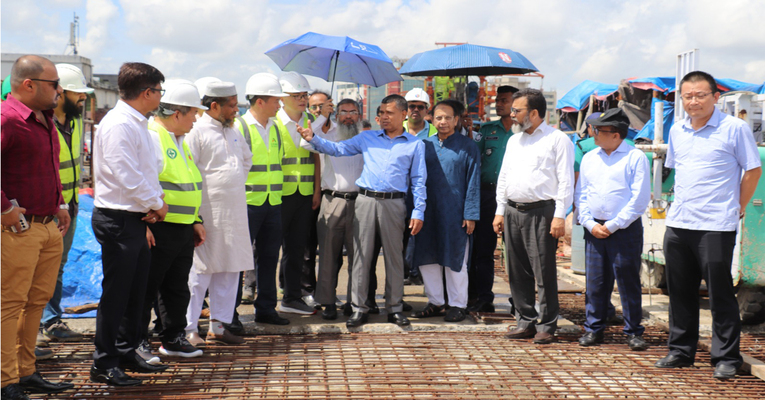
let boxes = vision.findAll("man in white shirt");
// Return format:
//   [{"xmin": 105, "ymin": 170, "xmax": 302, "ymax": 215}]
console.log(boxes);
[
  {"xmin": 184, "ymin": 82, "xmax": 253, "ymax": 346},
  {"xmin": 302, "ymin": 99, "xmax": 364, "ymax": 320},
  {"xmin": 90, "ymin": 62, "xmax": 169, "ymax": 386},
  {"xmin": 492, "ymin": 88, "xmax": 574, "ymax": 345},
  {"xmin": 575, "ymin": 108, "xmax": 650, "ymax": 351}
]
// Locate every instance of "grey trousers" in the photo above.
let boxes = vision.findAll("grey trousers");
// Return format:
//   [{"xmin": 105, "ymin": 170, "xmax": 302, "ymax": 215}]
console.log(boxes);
[
  {"xmin": 503, "ymin": 202, "xmax": 559, "ymax": 334},
  {"xmin": 314, "ymin": 193, "xmax": 355, "ymax": 305},
  {"xmin": 351, "ymin": 195, "xmax": 406, "ymax": 313}
]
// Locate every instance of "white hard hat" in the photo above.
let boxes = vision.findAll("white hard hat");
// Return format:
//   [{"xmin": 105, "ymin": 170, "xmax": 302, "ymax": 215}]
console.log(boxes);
[
  {"xmin": 194, "ymin": 77, "xmax": 221, "ymax": 100},
  {"xmin": 245, "ymin": 73, "xmax": 288, "ymax": 97},
  {"xmin": 279, "ymin": 71, "xmax": 311, "ymax": 93},
  {"xmin": 405, "ymin": 88, "xmax": 430, "ymax": 107},
  {"xmin": 160, "ymin": 79, "xmax": 208, "ymax": 110},
  {"xmin": 55, "ymin": 63, "xmax": 94, "ymax": 93}
]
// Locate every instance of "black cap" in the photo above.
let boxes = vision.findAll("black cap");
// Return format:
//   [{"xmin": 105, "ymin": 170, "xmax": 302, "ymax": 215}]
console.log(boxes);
[{"xmin": 589, "ymin": 108, "xmax": 629, "ymax": 132}]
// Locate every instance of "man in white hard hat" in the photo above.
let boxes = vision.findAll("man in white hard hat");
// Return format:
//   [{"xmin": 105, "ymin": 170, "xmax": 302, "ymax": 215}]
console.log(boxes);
[
  {"xmin": 234, "ymin": 73, "xmax": 291, "ymax": 326},
  {"xmin": 184, "ymin": 82, "xmax": 253, "ymax": 346},
  {"xmin": 274, "ymin": 71, "xmax": 323, "ymax": 315},
  {"xmin": 404, "ymin": 88, "xmax": 436, "ymax": 139},
  {"xmin": 135, "ymin": 79, "xmax": 207, "ymax": 362},
  {"xmin": 38, "ymin": 64, "xmax": 93, "ymax": 352}
]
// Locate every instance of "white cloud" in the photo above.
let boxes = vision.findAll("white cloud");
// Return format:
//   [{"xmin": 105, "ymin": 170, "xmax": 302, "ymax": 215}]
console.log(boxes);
[{"xmin": 79, "ymin": 0, "xmax": 119, "ymax": 55}]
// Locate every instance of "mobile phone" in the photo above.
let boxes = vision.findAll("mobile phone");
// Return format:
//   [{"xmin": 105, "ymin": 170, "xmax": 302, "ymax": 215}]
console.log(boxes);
[{"xmin": 10, "ymin": 199, "xmax": 29, "ymax": 233}]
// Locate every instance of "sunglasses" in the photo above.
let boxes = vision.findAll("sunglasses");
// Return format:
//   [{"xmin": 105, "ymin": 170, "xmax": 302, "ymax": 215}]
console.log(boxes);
[
  {"xmin": 30, "ymin": 78, "xmax": 60, "ymax": 89},
  {"xmin": 408, "ymin": 104, "xmax": 426, "ymax": 111}
]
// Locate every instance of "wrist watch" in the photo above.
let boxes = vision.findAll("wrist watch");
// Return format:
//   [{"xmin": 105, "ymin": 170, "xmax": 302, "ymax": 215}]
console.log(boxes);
[{"xmin": 60, "ymin": 204, "xmax": 70, "ymax": 211}]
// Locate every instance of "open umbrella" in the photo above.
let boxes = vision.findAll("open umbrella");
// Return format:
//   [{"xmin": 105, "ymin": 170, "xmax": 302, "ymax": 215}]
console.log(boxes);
[
  {"xmin": 398, "ymin": 44, "xmax": 538, "ymax": 77},
  {"xmin": 265, "ymin": 32, "xmax": 401, "ymax": 89}
]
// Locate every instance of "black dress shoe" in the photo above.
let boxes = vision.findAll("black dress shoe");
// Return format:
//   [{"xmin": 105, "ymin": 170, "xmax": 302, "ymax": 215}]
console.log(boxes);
[
  {"xmin": 713, "ymin": 363, "xmax": 737, "ymax": 379},
  {"xmin": 120, "ymin": 352, "xmax": 169, "ymax": 373},
  {"xmin": 467, "ymin": 300, "xmax": 495, "ymax": 313},
  {"xmin": 627, "ymin": 334, "xmax": 648, "ymax": 351},
  {"xmin": 342, "ymin": 303, "xmax": 353, "ymax": 316},
  {"xmin": 1, "ymin": 383, "xmax": 30, "ymax": 400},
  {"xmin": 90, "ymin": 365, "xmax": 142, "ymax": 386},
  {"xmin": 346, "ymin": 312, "xmax": 368, "ymax": 328},
  {"xmin": 18, "ymin": 371, "xmax": 74, "ymax": 394},
  {"xmin": 322, "ymin": 304, "xmax": 338, "ymax": 320},
  {"xmin": 365, "ymin": 301, "xmax": 380, "ymax": 314},
  {"xmin": 387, "ymin": 312, "xmax": 410, "ymax": 326},
  {"xmin": 255, "ymin": 313, "xmax": 290, "ymax": 325},
  {"xmin": 654, "ymin": 354, "xmax": 694, "ymax": 368},
  {"xmin": 402, "ymin": 301, "xmax": 413, "ymax": 312},
  {"xmin": 222, "ymin": 317, "xmax": 245, "ymax": 335},
  {"xmin": 579, "ymin": 331, "xmax": 604, "ymax": 347},
  {"xmin": 504, "ymin": 325, "xmax": 536, "ymax": 339}
]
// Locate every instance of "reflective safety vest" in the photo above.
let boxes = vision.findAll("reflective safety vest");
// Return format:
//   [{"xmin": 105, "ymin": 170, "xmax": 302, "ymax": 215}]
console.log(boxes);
[
  {"xmin": 57, "ymin": 118, "xmax": 82, "ymax": 204},
  {"xmin": 275, "ymin": 112, "xmax": 315, "ymax": 196},
  {"xmin": 236, "ymin": 116, "xmax": 283, "ymax": 206},
  {"xmin": 150, "ymin": 121, "xmax": 203, "ymax": 224},
  {"xmin": 403, "ymin": 119, "xmax": 437, "ymax": 138}
]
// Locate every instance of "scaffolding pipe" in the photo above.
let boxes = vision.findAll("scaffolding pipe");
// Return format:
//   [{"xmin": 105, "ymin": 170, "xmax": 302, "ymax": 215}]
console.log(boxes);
[{"xmin": 652, "ymin": 101, "xmax": 665, "ymax": 208}]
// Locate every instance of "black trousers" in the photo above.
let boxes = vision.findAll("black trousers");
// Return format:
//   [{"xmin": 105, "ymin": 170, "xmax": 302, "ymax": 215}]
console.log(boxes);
[
  {"xmin": 469, "ymin": 187, "xmax": 499, "ymax": 303},
  {"xmin": 141, "ymin": 221, "xmax": 195, "ymax": 344},
  {"xmin": 280, "ymin": 194, "xmax": 314, "ymax": 303},
  {"xmin": 664, "ymin": 227, "xmax": 741, "ymax": 367},
  {"xmin": 91, "ymin": 208, "xmax": 151, "ymax": 369},
  {"xmin": 302, "ymin": 207, "xmax": 321, "ymax": 295}
]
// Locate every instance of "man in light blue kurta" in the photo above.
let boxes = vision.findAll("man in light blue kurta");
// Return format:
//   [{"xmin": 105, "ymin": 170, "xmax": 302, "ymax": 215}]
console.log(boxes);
[
  {"xmin": 299, "ymin": 95, "xmax": 427, "ymax": 328},
  {"xmin": 411, "ymin": 101, "xmax": 480, "ymax": 323}
]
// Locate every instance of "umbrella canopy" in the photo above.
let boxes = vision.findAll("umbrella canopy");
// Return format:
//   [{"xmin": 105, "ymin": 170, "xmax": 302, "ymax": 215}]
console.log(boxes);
[
  {"xmin": 556, "ymin": 80, "xmax": 618, "ymax": 112},
  {"xmin": 398, "ymin": 44, "xmax": 538, "ymax": 77},
  {"xmin": 265, "ymin": 32, "xmax": 401, "ymax": 87}
]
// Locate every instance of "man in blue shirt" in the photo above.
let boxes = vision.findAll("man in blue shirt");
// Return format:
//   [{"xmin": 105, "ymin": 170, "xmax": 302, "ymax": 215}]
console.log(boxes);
[
  {"xmin": 654, "ymin": 71, "xmax": 762, "ymax": 379},
  {"xmin": 575, "ymin": 108, "xmax": 651, "ymax": 351},
  {"xmin": 299, "ymin": 94, "xmax": 427, "ymax": 328}
]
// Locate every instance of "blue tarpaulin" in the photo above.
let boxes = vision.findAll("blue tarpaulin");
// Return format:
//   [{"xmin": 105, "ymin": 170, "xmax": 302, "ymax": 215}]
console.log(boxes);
[
  {"xmin": 61, "ymin": 193, "xmax": 103, "ymax": 318},
  {"xmin": 634, "ymin": 98, "xmax": 675, "ymax": 142},
  {"xmin": 629, "ymin": 77, "xmax": 675, "ymax": 92},
  {"xmin": 557, "ymin": 80, "xmax": 618, "ymax": 112}
]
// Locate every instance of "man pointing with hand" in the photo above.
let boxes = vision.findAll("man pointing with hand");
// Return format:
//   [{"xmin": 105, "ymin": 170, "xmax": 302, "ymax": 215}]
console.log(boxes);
[{"xmin": 298, "ymin": 94, "xmax": 427, "ymax": 328}]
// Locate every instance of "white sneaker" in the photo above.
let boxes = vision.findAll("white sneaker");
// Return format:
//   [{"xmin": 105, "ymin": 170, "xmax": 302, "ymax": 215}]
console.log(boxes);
[
  {"xmin": 137, "ymin": 339, "xmax": 161, "ymax": 365},
  {"xmin": 160, "ymin": 333, "xmax": 203, "ymax": 358}
]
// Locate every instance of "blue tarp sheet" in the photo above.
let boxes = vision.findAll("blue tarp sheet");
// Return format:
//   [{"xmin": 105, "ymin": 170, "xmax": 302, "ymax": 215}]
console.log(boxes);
[
  {"xmin": 634, "ymin": 98, "xmax": 675, "ymax": 142},
  {"xmin": 629, "ymin": 77, "xmax": 675, "ymax": 92},
  {"xmin": 556, "ymin": 80, "xmax": 618, "ymax": 111},
  {"xmin": 61, "ymin": 193, "xmax": 103, "ymax": 318}
]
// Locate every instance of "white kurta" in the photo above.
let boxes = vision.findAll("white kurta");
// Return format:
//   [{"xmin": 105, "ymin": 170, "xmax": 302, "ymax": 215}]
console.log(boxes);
[{"xmin": 185, "ymin": 113, "xmax": 254, "ymax": 274}]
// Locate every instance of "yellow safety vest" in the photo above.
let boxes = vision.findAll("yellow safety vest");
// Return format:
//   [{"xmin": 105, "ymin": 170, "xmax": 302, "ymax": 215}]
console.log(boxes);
[
  {"xmin": 403, "ymin": 120, "xmax": 437, "ymax": 137},
  {"xmin": 150, "ymin": 121, "xmax": 203, "ymax": 224},
  {"xmin": 276, "ymin": 112, "xmax": 315, "ymax": 196},
  {"xmin": 236, "ymin": 116, "xmax": 283, "ymax": 206},
  {"xmin": 57, "ymin": 118, "xmax": 82, "ymax": 204}
]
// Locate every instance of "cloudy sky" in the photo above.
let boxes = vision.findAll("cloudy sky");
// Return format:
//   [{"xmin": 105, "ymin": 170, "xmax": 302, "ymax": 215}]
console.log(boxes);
[{"xmin": 3, "ymin": 0, "xmax": 764, "ymax": 101}]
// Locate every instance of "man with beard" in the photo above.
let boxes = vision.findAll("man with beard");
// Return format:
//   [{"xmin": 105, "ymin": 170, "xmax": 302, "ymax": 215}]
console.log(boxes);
[
  {"xmin": 493, "ymin": 88, "xmax": 574, "ymax": 345},
  {"xmin": 299, "ymin": 94, "xmax": 427, "ymax": 328},
  {"xmin": 90, "ymin": 62, "xmax": 168, "ymax": 386},
  {"xmin": 2, "ymin": 55, "xmax": 74, "ymax": 399},
  {"xmin": 184, "ymin": 82, "xmax": 252, "ymax": 346},
  {"xmin": 411, "ymin": 101, "xmax": 480, "ymax": 323},
  {"xmin": 302, "ymin": 99, "xmax": 364, "ymax": 320},
  {"xmin": 469, "ymin": 85, "xmax": 517, "ymax": 314},
  {"xmin": 37, "ymin": 64, "xmax": 93, "ymax": 349}
]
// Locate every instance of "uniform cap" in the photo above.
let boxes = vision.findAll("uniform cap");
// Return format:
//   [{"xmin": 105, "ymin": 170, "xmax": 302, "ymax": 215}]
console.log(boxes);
[{"xmin": 588, "ymin": 108, "xmax": 629, "ymax": 132}]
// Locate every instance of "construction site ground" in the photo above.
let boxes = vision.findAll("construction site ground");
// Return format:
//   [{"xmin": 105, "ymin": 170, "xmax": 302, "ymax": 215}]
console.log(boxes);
[{"xmin": 36, "ymin": 249, "xmax": 765, "ymax": 399}]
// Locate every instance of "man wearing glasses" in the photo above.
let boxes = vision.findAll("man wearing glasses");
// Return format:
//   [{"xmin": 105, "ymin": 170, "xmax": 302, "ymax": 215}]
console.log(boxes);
[
  {"xmin": 493, "ymin": 88, "xmax": 574, "ymax": 345},
  {"xmin": 655, "ymin": 71, "xmax": 761, "ymax": 379},
  {"xmin": 2, "ymin": 55, "xmax": 74, "ymax": 399},
  {"xmin": 90, "ymin": 62, "xmax": 169, "ymax": 386},
  {"xmin": 575, "ymin": 108, "xmax": 650, "ymax": 351},
  {"xmin": 275, "ymin": 72, "xmax": 323, "ymax": 315},
  {"xmin": 404, "ymin": 88, "xmax": 436, "ymax": 139}
]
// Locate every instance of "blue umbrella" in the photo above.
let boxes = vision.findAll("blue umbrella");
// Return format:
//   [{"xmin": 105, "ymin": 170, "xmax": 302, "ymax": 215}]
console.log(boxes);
[
  {"xmin": 398, "ymin": 44, "xmax": 539, "ymax": 77},
  {"xmin": 265, "ymin": 32, "xmax": 401, "ymax": 88}
]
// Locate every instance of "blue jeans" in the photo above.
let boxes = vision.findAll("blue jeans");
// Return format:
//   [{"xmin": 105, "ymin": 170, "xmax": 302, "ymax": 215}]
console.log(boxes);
[{"xmin": 41, "ymin": 215, "xmax": 77, "ymax": 327}]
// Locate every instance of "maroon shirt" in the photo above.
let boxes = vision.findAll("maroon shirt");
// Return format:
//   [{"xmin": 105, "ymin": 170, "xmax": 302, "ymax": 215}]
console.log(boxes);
[{"xmin": 1, "ymin": 94, "xmax": 64, "ymax": 215}]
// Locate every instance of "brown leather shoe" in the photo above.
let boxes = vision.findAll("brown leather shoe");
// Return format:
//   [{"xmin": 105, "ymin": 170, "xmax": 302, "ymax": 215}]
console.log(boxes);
[
  {"xmin": 205, "ymin": 329, "xmax": 244, "ymax": 345},
  {"xmin": 504, "ymin": 326, "xmax": 536, "ymax": 339},
  {"xmin": 532, "ymin": 331, "xmax": 555, "ymax": 344}
]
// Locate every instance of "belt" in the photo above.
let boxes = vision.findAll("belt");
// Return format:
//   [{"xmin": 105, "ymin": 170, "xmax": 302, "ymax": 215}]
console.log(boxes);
[
  {"xmin": 322, "ymin": 190, "xmax": 358, "ymax": 200},
  {"xmin": 481, "ymin": 183, "xmax": 496, "ymax": 191},
  {"xmin": 359, "ymin": 188, "xmax": 405, "ymax": 200},
  {"xmin": 94, "ymin": 207, "xmax": 146, "ymax": 218},
  {"xmin": 507, "ymin": 199, "xmax": 554, "ymax": 212},
  {"xmin": 25, "ymin": 215, "xmax": 56, "ymax": 224}
]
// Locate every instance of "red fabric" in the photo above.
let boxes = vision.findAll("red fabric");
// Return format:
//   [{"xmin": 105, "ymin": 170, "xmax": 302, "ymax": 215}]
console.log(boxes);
[{"xmin": 1, "ymin": 94, "xmax": 64, "ymax": 215}]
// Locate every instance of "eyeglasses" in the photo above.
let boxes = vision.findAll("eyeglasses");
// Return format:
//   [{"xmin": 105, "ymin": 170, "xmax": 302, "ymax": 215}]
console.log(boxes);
[
  {"xmin": 594, "ymin": 127, "xmax": 618, "ymax": 136},
  {"xmin": 510, "ymin": 107, "xmax": 528, "ymax": 114},
  {"xmin": 289, "ymin": 93, "xmax": 309, "ymax": 100},
  {"xmin": 144, "ymin": 87, "xmax": 166, "ymax": 96},
  {"xmin": 308, "ymin": 104, "xmax": 323, "ymax": 109},
  {"xmin": 338, "ymin": 110, "xmax": 359, "ymax": 115},
  {"xmin": 408, "ymin": 104, "xmax": 427, "ymax": 110},
  {"xmin": 30, "ymin": 78, "xmax": 60, "ymax": 89},
  {"xmin": 434, "ymin": 116, "xmax": 455, "ymax": 122},
  {"xmin": 680, "ymin": 92, "xmax": 713, "ymax": 101}
]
